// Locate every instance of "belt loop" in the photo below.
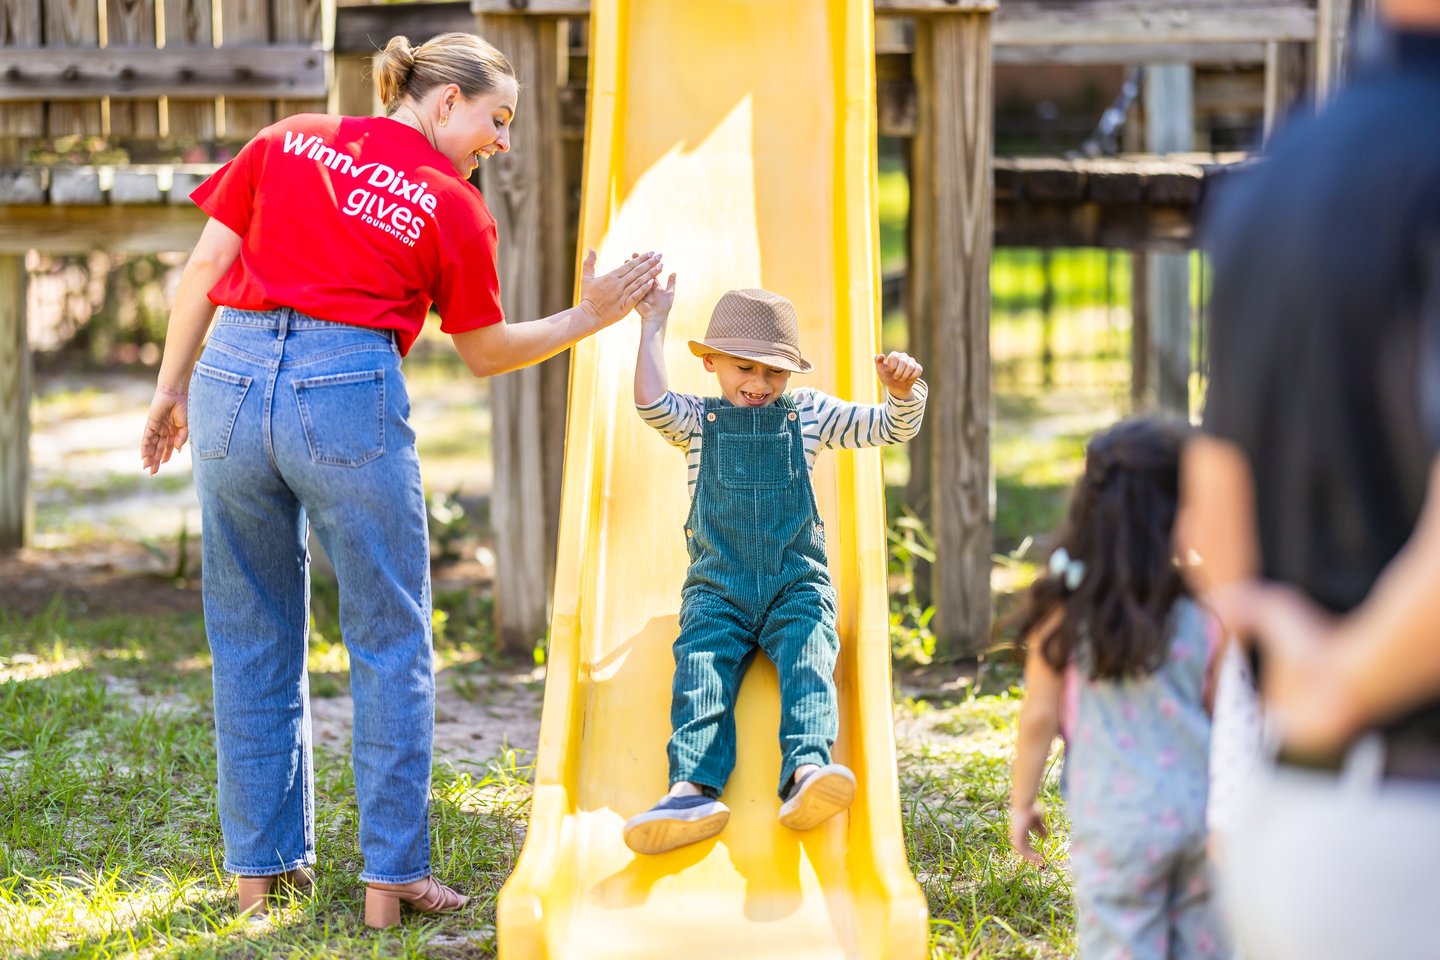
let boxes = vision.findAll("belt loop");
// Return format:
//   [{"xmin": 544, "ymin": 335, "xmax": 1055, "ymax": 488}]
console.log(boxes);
[
  {"xmin": 277, "ymin": 306, "xmax": 291, "ymax": 341},
  {"xmin": 1341, "ymin": 732, "xmax": 1386, "ymax": 795}
]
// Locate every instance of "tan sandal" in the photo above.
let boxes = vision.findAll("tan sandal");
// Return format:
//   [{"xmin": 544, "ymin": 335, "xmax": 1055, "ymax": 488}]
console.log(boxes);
[
  {"xmin": 364, "ymin": 875, "xmax": 468, "ymax": 929},
  {"xmin": 236, "ymin": 866, "xmax": 315, "ymax": 918}
]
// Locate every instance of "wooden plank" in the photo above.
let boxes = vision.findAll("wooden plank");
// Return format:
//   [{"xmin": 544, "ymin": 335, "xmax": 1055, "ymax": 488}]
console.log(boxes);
[
  {"xmin": 1315, "ymin": 0, "xmax": 1352, "ymax": 102},
  {"xmin": 219, "ymin": 0, "xmax": 275, "ymax": 139},
  {"xmin": 994, "ymin": 200, "xmax": 1196, "ymax": 251},
  {"xmin": 105, "ymin": 0, "xmax": 161, "ymax": 137},
  {"xmin": 0, "ymin": 254, "xmax": 29, "ymax": 551},
  {"xmin": 994, "ymin": 41, "xmax": 1267, "ymax": 65},
  {"xmin": 273, "ymin": 0, "xmax": 328, "ymax": 119},
  {"xmin": 48, "ymin": 164, "xmax": 102, "ymax": 203},
  {"xmin": 478, "ymin": 14, "xmax": 570, "ymax": 655},
  {"xmin": 1263, "ymin": 40, "xmax": 1308, "ymax": 139},
  {"xmin": 993, "ymin": 0, "xmax": 1315, "ymax": 46},
  {"xmin": 42, "ymin": 0, "xmax": 103, "ymax": 137},
  {"xmin": 472, "ymin": 0, "xmax": 591, "ymax": 13},
  {"xmin": 1194, "ymin": 68, "xmax": 1265, "ymax": 116},
  {"xmin": 1143, "ymin": 63, "xmax": 1193, "ymax": 416},
  {"xmin": 0, "ymin": 166, "xmax": 46, "ymax": 202},
  {"xmin": 913, "ymin": 11, "xmax": 993, "ymax": 657},
  {"xmin": 337, "ymin": 1, "xmax": 475, "ymax": 54},
  {"xmin": 0, "ymin": 47, "xmax": 328, "ymax": 100},
  {"xmin": 1130, "ymin": 249, "xmax": 1150, "ymax": 407},
  {"xmin": 333, "ymin": 52, "xmax": 380, "ymax": 117},
  {"xmin": 0, "ymin": 0, "xmax": 45, "ymax": 143},
  {"xmin": 161, "ymin": 0, "xmax": 217, "ymax": 140},
  {"xmin": 0, "ymin": 204, "xmax": 205, "ymax": 252},
  {"xmin": 111, "ymin": 167, "xmax": 164, "ymax": 203}
]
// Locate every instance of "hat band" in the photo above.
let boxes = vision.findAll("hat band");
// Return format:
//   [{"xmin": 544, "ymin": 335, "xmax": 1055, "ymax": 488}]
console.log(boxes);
[{"xmin": 701, "ymin": 336, "xmax": 802, "ymax": 364}]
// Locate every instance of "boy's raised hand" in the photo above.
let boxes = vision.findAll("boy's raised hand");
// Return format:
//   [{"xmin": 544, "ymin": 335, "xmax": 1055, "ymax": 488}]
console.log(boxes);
[
  {"xmin": 579, "ymin": 248, "xmax": 663, "ymax": 326},
  {"xmin": 875, "ymin": 351, "xmax": 923, "ymax": 399},
  {"xmin": 636, "ymin": 267, "xmax": 677, "ymax": 329}
]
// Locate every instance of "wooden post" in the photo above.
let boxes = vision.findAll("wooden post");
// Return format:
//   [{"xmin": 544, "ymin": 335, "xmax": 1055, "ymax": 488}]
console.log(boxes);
[
  {"xmin": 43, "ymin": 0, "xmax": 104, "ymax": 138},
  {"xmin": 911, "ymin": 7, "xmax": 994, "ymax": 658},
  {"xmin": 1315, "ymin": 0, "xmax": 1354, "ymax": 103},
  {"xmin": 1143, "ymin": 64, "xmax": 1193, "ymax": 416},
  {"xmin": 274, "ymin": 0, "xmax": 330, "ymax": 119},
  {"xmin": 1039, "ymin": 248, "xmax": 1054, "ymax": 388},
  {"xmin": 478, "ymin": 13, "xmax": 571, "ymax": 656},
  {"xmin": 106, "ymin": 0, "xmax": 162, "ymax": 138},
  {"xmin": 1129, "ymin": 249, "xmax": 1151, "ymax": 410},
  {"xmin": 333, "ymin": 53, "xmax": 381, "ymax": 118},
  {"xmin": 0, "ymin": 255, "xmax": 30, "ymax": 551},
  {"xmin": 1263, "ymin": 40, "xmax": 1308, "ymax": 139},
  {"xmin": 904, "ymin": 138, "xmax": 933, "ymax": 610},
  {"xmin": 163, "ymin": 0, "xmax": 219, "ymax": 141},
  {"xmin": 220, "ymin": 0, "xmax": 276, "ymax": 137}
]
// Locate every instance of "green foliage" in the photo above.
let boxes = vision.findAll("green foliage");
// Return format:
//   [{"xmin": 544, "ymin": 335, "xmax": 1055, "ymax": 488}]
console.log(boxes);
[
  {"xmin": 426, "ymin": 487, "xmax": 470, "ymax": 562},
  {"xmin": 887, "ymin": 509, "xmax": 938, "ymax": 665}
]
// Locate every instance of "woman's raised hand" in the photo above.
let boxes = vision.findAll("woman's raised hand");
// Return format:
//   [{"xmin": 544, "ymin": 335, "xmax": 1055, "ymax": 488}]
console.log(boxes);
[{"xmin": 578, "ymin": 249, "xmax": 663, "ymax": 326}]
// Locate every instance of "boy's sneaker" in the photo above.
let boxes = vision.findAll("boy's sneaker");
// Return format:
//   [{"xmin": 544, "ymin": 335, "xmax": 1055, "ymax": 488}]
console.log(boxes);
[
  {"xmin": 623, "ymin": 795, "xmax": 730, "ymax": 855},
  {"xmin": 778, "ymin": 764, "xmax": 856, "ymax": 831}
]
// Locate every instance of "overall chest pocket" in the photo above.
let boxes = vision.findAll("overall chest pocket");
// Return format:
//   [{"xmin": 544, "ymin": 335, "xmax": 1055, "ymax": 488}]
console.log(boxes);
[
  {"xmin": 293, "ymin": 369, "xmax": 386, "ymax": 467},
  {"xmin": 716, "ymin": 432, "xmax": 795, "ymax": 490},
  {"xmin": 190, "ymin": 362, "xmax": 252, "ymax": 460}
]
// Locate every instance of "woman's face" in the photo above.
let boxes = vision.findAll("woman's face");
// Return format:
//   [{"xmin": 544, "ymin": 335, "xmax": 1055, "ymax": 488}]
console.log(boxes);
[{"xmin": 435, "ymin": 76, "xmax": 518, "ymax": 176}]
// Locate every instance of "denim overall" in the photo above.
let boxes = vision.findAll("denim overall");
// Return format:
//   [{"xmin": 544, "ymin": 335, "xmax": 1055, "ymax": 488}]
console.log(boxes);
[
  {"xmin": 668, "ymin": 394, "xmax": 840, "ymax": 798},
  {"xmin": 190, "ymin": 306, "xmax": 435, "ymax": 884}
]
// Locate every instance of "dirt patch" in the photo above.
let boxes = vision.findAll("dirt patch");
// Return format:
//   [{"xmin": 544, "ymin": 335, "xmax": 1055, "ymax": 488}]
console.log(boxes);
[
  {"xmin": 310, "ymin": 666, "xmax": 544, "ymax": 766},
  {"xmin": 0, "ymin": 543, "xmax": 203, "ymax": 619}
]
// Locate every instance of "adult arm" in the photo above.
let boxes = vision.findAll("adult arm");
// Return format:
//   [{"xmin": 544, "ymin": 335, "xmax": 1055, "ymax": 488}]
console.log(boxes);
[
  {"xmin": 1217, "ymin": 457, "xmax": 1440, "ymax": 754},
  {"xmin": 634, "ymin": 271, "xmax": 676, "ymax": 406},
  {"xmin": 140, "ymin": 218, "xmax": 243, "ymax": 474},
  {"xmin": 1177, "ymin": 434, "xmax": 1261, "ymax": 596},
  {"xmin": 451, "ymin": 249, "xmax": 661, "ymax": 378}
]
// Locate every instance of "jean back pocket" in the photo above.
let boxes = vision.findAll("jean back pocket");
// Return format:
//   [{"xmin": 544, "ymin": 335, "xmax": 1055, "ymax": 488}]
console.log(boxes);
[
  {"xmin": 293, "ymin": 369, "xmax": 386, "ymax": 467},
  {"xmin": 190, "ymin": 362, "xmax": 253, "ymax": 460}
]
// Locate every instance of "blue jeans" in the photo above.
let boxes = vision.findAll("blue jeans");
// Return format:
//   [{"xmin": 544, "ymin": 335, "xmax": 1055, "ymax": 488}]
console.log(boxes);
[{"xmin": 190, "ymin": 306, "xmax": 434, "ymax": 884}]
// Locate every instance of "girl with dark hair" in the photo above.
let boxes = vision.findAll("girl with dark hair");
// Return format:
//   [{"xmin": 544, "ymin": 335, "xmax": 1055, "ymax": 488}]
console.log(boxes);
[{"xmin": 1007, "ymin": 415, "xmax": 1228, "ymax": 959}]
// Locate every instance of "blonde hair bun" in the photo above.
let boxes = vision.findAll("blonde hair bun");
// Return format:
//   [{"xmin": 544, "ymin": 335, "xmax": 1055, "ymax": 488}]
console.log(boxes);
[{"xmin": 371, "ymin": 32, "xmax": 514, "ymax": 115}]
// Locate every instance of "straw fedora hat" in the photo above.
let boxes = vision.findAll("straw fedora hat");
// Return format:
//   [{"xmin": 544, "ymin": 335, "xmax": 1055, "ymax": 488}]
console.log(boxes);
[{"xmin": 687, "ymin": 288, "xmax": 814, "ymax": 374}]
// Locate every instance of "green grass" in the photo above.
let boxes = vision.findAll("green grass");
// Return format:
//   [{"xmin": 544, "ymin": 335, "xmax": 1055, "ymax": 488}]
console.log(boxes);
[
  {"xmin": 0, "ymin": 586, "xmax": 1075, "ymax": 959},
  {"xmin": 899, "ymin": 691, "xmax": 1072, "ymax": 958},
  {"xmin": 0, "ymin": 606, "xmax": 530, "ymax": 959}
]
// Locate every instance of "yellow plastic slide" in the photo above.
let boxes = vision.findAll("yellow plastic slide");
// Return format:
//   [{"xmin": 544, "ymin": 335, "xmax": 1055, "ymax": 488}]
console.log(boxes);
[{"xmin": 496, "ymin": 2, "xmax": 928, "ymax": 956}]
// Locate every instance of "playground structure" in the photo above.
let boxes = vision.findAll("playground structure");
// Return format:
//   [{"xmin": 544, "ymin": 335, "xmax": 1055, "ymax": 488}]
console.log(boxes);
[
  {"xmin": 493, "ymin": 6, "xmax": 928, "ymax": 954},
  {"xmin": 0, "ymin": 0, "xmax": 1362, "ymax": 648},
  {"xmin": 0, "ymin": 0, "xmax": 1370, "ymax": 954}
]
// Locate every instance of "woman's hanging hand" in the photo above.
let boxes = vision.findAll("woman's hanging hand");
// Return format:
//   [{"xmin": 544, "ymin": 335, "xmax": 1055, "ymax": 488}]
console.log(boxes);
[{"xmin": 140, "ymin": 385, "xmax": 190, "ymax": 475}]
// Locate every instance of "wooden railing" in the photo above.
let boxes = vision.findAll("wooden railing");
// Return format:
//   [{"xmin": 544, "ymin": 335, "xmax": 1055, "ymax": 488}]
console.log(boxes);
[{"xmin": 0, "ymin": 0, "xmax": 328, "ymax": 150}]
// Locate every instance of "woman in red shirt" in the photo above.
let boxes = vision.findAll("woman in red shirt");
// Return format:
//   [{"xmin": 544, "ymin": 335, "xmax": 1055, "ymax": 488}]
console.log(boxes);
[{"xmin": 139, "ymin": 32, "xmax": 661, "ymax": 929}]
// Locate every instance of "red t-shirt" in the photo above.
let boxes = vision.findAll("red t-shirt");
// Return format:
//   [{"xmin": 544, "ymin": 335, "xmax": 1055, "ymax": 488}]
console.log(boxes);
[{"xmin": 191, "ymin": 113, "xmax": 504, "ymax": 355}]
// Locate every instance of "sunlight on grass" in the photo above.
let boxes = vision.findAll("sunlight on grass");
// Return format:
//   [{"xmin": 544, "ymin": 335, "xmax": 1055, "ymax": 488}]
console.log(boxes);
[{"xmin": 898, "ymin": 693, "xmax": 1073, "ymax": 959}]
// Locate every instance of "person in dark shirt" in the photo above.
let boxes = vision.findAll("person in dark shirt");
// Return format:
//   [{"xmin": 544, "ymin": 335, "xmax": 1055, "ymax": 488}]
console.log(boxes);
[{"xmin": 1180, "ymin": 1, "xmax": 1440, "ymax": 956}]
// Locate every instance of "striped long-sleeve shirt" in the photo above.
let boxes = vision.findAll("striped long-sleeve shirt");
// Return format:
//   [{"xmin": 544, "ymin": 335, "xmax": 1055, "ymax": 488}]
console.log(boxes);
[{"xmin": 636, "ymin": 382, "xmax": 928, "ymax": 498}]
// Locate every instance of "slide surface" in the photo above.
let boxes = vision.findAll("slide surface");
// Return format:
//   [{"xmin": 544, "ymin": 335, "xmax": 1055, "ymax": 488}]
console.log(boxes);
[{"xmin": 496, "ymin": 2, "xmax": 928, "ymax": 957}]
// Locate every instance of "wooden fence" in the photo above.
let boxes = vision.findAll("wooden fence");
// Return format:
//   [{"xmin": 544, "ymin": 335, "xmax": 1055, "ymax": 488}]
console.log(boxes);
[{"xmin": 0, "ymin": 0, "xmax": 328, "ymax": 154}]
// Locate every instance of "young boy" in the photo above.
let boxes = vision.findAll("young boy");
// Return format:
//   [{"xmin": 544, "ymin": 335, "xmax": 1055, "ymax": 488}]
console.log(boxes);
[{"xmin": 625, "ymin": 279, "xmax": 926, "ymax": 855}]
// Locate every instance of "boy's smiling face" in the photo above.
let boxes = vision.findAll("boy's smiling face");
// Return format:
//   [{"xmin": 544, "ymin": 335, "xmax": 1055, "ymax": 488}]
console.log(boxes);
[{"xmin": 704, "ymin": 353, "xmax": 793, "ymax": 407}]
